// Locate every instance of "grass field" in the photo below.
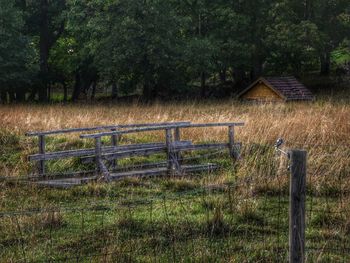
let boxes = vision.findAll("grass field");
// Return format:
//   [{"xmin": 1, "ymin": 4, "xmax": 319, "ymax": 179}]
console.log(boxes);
[{"xmin": 0, "ymin": 99, "xmax": 349, "ymax": 262}]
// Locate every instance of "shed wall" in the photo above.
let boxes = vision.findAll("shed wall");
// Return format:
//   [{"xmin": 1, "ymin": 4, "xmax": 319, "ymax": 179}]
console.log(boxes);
[{"xmin": 241, "ymin": 83, "xmax": 283, "ymax": 101}]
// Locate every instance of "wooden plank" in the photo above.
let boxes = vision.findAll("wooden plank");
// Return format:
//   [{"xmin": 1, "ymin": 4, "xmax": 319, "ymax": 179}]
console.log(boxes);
[
  {"xmin": 184, "ymin": 122, "xmax": 244, "ymax": 128},
  {"xmin": 113, "ymin": 167, "xmax": 168, "ymax": 179},
  {"xmin": 26, "ymin": 122, "xmax": 191, "ymax": 136},
  {"xmin": 30, "ymin": 148, "xmax": 98, "ymax": 161},
  {"xmin": 35, "ymin": 164, "xmax": 217, "ymax": 188},
  {"xmin": 29, "ymin": 141, "xmax": 236, "ymax": 163},
  {"xmin": 95, "ymin": 146, "xmax": 167, "ymax": 161},
  {"xmin": 28, "ymin": 170, "xmax": 96, "ymax": 181},
  {"xmin": 289, "ymin": 150, "xmax": 306, "ymax": 263},
  {"xmin": 36, "ymin": 176, "xmax": 97, "ymax": 188},
  {"xmin": 28, "ymin": 161, "xmax": 168, "ymax": 181},
  {"xmin": 28, "ymin": 142, "xmax": 188, "ymax": 161},
  {"xmin": 80, "ymin": 122, "xmax": 245, "ymax": 139},
  {"xmin": 175, "ymin": 143, "xmax": 230, "ymax": 151},
  {"xmin": 81, "ymin": 142, "xmax": 235, "ymax": 164},
  {"xmin": 81, "ymin": 124, "xmax": 188, "ymax": 138},
  {"xmin": 110, "ymin": 164, "xmax": 218, "ymax": 180}
]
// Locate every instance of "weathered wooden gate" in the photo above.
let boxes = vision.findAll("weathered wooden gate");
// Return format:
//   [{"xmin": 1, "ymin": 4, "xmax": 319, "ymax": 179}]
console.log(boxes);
[{"xmin": 26, "ymin": 122, "xmax": 244, "ymax": 187}]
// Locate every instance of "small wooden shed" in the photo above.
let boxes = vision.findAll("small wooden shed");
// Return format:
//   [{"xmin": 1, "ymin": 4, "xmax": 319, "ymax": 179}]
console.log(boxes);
[{"xmin": 237, "ymin": 76, "xmax": 314, "ymax": 102}]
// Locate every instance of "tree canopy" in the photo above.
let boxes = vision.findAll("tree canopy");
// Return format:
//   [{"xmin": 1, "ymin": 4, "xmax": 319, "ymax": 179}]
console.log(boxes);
[{"xmin": 0, "ymin": 0, "xmax": 349, "ymax": 102}]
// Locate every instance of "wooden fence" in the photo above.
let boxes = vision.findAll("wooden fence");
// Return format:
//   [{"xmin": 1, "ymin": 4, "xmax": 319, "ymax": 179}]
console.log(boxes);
[
  {"xmin": 26, "ymin": 122, "xmax": 190, "ymax": 175},
  {"xmin": 26, "ymin": 121, "xmax": 244, "ymax": 187}
]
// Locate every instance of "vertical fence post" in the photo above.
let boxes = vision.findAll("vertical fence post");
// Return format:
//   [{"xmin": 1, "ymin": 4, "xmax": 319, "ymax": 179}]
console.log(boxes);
[
  {"xmin": 228, "ymin": 125, "xmax": 235, "ymax": 159},
  {"xmin": 110, "ymin": 128, "xmax": 118, "ymax": 170},
  {"xmin": 95, "ymin": 137, "xmax": 102, "ymax": 177},
  {"xmin": 165, "ymin": 128, "xmax": 174, "ymax": 174},
  {"xmin": 174, "ymin": 127, "xmax": 182, "ymax": 168},
  {"xmin": 38, "ymin": 135, "xmax": 45, "ymax": 175},
  {"xmin": 289, "ymin": 149, "xmax": 307, "ymax": 263}
]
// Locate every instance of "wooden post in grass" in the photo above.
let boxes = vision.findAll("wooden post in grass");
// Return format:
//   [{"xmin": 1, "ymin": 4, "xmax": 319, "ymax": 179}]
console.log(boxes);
[
  {"xmin": 95, "ymin": 137, "xmax": 102, "ymax": 176},
  {"xmin": 289, "ymin": 150, "xmax": 306, "ymax": 263},
  {"xmin": 228, "ymin": 125, "xmax": 236, "ymax": 159},
  {"xmin": 165, "ymin": 128, "xmax": 175, "ymax": 174},
  {"xmin": 174, "ymin": 127, "xmax": 182, "ymax": 167},
  {"xmin": 38, "ymin": 135, "xmax": 45, "ymax": 175},
  {"xmin": 111, "ymin": 128, "xmax": 118, "ymax": 170}
]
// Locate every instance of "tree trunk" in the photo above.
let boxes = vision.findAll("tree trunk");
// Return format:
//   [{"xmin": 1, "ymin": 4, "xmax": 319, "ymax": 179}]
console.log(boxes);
[
  {"xmin": 72, "ymin": 72, "xmax": 81, "ymax": 101},
  {"xmin": 91, "ymin": 82, "xmax": 96, "ymax": 100},
  {"xmin": 200, "ymin": 72, "xmax": 206, "ymax": 98},
  {"xmin": 0, "ymin": 91, "xmax": 7, "ymax": 103},
  {"xmin": 233, "ymin": 68, "xmax": 246, "ymax": 91},
  {"xmin": 16, "ymin": 88, "xmax": 26, "ymax": 102},
  {"xmin": 63, "ymin": 82, "xmax": 68, "ymax": 102},
  {"xmin": 8, "ymin": 91, "xmax": 15, "ymax": 103},
  {"xmin": 47, "ymin": 84, "xmax": 51, "ymax": 101},
  {"xmin": 320, "ymin": 52, "xmax": 331, "ymax": 76},
  {"xmin": 38, "ymin": 0, "xmax": 50, "ymax": 102},
  {"xmin": 111, "ymin": 83, "xmax": 118, "ymax": 99},
  {"xmin": 304, "ymin": 0, "xmax": 313, "ymax": 20},
  {"xmin": 219, "ymin": 69, "xmax": 227, "ymax": 84},
  {"xmin": 143, "ymin": 81, "xmax": 152, "ymax": 101},
  {"xmin": 28, "ymin": 88, "xmax": 36, "ymax": 101}
]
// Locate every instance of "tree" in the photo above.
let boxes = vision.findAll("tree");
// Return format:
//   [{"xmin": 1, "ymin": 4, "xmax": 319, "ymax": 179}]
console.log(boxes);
[
  {"xmin": 267, "ymin": 0, "xmax": 350, "ymax": 76},
  {"xmin": 266, "ymin": 1, "xmax": 320, "ymax": 75},
  {"xmin": 208, "ymin": 1, "xmax": 251, "ymax": 90},
  {"xmin": 49, "ymin": 37, "xmax": 79, "ymax": 101},
  {"xmin": 24, "ymin": 0, "xmax": 66, "ymax": 101},
  {"xmin": 2, "ymin": 0, "xmax": 349, "ymax": 102},
  {"xmin": 0, "ymin": 0, "xmax": 36, "ymax": 103},
  {"xmin": 69, "ymin": 0, "xmax": 187, "ymax": 100},
  {"xmin": 312, "ymin": 0, "xmax": 350, "ymax": 75}
]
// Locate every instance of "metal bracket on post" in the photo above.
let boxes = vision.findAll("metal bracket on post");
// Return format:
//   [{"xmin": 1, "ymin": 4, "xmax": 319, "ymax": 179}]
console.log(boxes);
[
  {"xmin": 275, "ymin": 138, "xmax": 289, "ymax": 157},
  {"xmin": 275, "ymin": 138, "xmax": 291, "ymax": 170}
]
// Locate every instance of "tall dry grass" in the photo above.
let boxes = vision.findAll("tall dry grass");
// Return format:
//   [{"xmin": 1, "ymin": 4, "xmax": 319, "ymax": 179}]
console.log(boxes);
[
  {"xmin": 0, "ymin": 101, "xmax": 349, "ymax": 144},
  {"xmin": 0, "ymin": 100, "xmax": 349, "ymax": 191}
]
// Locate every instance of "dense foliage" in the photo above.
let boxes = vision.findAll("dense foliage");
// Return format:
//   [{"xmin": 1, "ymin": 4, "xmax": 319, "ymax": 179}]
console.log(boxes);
[{"xmin": 0, "ymin": 0, "xmax": 349, "ymax": 102}]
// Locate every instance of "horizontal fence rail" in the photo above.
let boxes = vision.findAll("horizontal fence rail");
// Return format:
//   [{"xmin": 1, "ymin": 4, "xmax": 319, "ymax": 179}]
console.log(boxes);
[
  {"xmin": 80, "ymin": 122, "xmax": 245, "ymax": 138},
  {"xmin": 25, "ymin": 121, "xmax": 191, "ymax": 137}
]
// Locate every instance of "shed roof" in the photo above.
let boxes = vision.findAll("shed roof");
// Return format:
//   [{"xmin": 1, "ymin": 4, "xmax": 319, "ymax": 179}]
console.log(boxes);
[{"xmin": 238, "ymin": 76, "xmax": 315, "ymax": 101}]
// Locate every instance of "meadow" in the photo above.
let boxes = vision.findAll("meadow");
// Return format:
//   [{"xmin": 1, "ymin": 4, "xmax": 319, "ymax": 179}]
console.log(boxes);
[{"xmin": 0, "ymin": 99, "xmax": 349, "ymax": 262}]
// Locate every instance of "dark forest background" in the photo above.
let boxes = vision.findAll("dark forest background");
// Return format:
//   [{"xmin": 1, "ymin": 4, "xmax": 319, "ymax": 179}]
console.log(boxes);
[{"xmin": 0, "ymin": 0, "xmax": 349, "ymax": 103}]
